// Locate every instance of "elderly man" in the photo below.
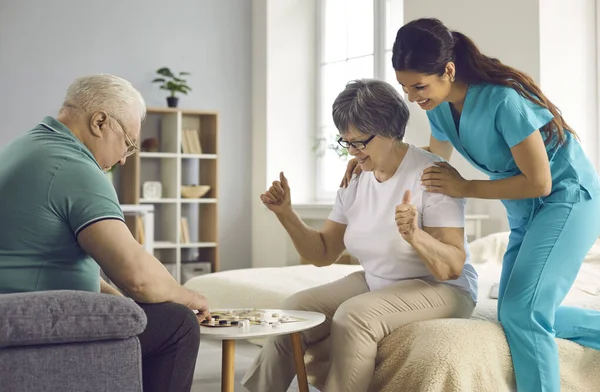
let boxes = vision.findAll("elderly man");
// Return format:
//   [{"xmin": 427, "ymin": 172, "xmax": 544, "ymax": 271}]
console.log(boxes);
[{"xmin": 0, "ymin": 74, "xmax": 208, "ymax": 392}]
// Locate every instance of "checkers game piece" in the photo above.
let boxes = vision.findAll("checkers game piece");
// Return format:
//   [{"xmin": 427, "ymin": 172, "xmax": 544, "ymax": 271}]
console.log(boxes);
[{"xmin": 198, "ymin": 309, "xmax": 305, "ymax": 328}]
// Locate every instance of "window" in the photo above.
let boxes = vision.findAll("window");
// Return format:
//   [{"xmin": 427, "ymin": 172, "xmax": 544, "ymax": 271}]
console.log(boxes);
[{"xmin": 315, "ymin": 0, "xmax": 404, "ymax": 201}]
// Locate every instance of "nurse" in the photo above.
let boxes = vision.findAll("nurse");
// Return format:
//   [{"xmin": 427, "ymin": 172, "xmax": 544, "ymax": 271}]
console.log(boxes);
[{"xmin": 341, "ymin": 18, "xmax": 600, "ymax": 392}]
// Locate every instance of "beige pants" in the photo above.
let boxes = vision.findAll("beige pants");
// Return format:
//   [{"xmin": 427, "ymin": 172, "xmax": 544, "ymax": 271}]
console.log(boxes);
[{"xmin": 241, "ymin": 271, "xmax": 475, "ymax": 392}]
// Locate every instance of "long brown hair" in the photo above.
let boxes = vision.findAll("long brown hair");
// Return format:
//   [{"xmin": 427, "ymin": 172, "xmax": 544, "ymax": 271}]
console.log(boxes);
[{"xmin": 392, "ymin": 18, "xmax": 576, "ymax": 145}]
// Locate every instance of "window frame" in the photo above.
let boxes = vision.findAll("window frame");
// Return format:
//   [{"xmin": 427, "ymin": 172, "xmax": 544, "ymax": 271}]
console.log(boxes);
[{"xmin": 314, "ymin": 0, "xmax": 401, "ymax": 202}]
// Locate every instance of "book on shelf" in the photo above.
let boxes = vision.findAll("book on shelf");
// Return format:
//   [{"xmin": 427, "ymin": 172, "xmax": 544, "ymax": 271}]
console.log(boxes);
[
  {"xmin": 136, "ymin": 215, "xmax": 145, "ymax": 244},
  {"xmin": 180, "ymin": 217, "xmax": 190, "ymax": 244},
  {"xmin": 181, "ymin": 129, "xmax": 202, "ymax": 154}
]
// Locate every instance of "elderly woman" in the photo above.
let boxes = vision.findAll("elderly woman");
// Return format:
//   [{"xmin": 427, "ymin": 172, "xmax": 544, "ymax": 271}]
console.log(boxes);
[{"xmin": 241, "ymin": 79, "xmax": 479, "ymax": 392}]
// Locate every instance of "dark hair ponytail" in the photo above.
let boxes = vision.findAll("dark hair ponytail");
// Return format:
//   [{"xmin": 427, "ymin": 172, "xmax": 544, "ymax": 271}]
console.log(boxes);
[{"xmin": 393, "ymin": 18, "xmax": 576, "ymax": 145}]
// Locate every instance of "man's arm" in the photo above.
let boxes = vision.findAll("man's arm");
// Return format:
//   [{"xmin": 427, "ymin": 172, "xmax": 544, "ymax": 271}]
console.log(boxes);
[
  {"xmin": 78, "ymin": 219, "xmax": 202, "ymax": 307},
  {"xmin": 406, "ymin": 226, "xmax": 466, "ymax": 281},
  {"xmin": 275, "ymin": 210, "xmax": 347, "ymax": 267},
  {"xmin": 100, "ymin": 277, "xmax": 123, "ymax": 296}
]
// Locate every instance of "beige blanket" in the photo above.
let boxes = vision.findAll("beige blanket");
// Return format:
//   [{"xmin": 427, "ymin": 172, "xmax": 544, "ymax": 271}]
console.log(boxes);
[
  {"xmin": 304, "ymin": 319, "xmax": 600, "ymax": 392},
  {"xmin": 304, "ymin": 233, "xmax": 600, "ymax": 391}
]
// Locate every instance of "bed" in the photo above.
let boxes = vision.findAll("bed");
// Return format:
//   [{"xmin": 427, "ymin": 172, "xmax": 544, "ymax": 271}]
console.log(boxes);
[{"xmin": 184, "ymin": 232, "xmax": 600, "ymax": 391}]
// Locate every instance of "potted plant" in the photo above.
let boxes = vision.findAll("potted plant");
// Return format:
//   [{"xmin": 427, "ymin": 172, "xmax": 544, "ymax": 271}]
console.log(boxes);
[
  {"xmin": 152, "ymin": 67, "xmax": 192, "ymax": 108},
  {"xmin": 314, "ymin": 134, "xmax": 350, "ymax": 160}
]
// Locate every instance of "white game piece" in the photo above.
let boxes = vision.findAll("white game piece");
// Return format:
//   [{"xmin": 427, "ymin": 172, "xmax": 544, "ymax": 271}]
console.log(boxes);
[
  {"xmin": 233, "ymin": 315, "xmax": 240, "ymax": 321},
  {"xmin": 273, "ymin": 313, "xmax": 280, "ymax": 319},
  {"xmin": 242, "ymin": 320, "xmax": 251, "ymax": 327},
  {"xmin": 209, "ymin": 319, "xmax": 216, "ymax": 326}
]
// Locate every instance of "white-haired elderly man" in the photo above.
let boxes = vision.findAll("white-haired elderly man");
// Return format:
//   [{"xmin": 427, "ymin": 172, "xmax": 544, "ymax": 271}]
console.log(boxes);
[{"xmin": 0, "ymin": 74, "xmax": 209, "ymax": 392}]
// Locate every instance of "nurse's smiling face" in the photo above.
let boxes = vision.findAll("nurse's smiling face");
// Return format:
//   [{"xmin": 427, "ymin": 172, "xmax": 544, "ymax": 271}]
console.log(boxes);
[{"xmin": 396, "ymin": 68, "xmax": 454, "ymax": 111}]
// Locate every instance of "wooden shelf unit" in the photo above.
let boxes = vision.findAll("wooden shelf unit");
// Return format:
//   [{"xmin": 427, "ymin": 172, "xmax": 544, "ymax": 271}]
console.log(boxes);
[{"xmin": 116, "ymin": 107, "xmax": 219, "ymax": 283}]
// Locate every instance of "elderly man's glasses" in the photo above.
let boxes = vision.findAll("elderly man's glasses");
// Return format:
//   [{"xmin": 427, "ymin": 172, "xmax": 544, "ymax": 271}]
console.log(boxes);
[
  {"xmin": 337, "ymin": 135, "xmax": 376, "ymax": 150},
  {"xmin": 109, "ymin": 114, "xmax": 139, "ymax": 158}
]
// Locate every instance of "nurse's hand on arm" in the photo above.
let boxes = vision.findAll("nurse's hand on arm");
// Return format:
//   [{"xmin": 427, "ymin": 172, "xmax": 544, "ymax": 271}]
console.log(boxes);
[
  {"xmin": 421, "ymin": 130, "xmax": 552, "ymax": 199},
  {"xmin": 395, "ymin": 190, "xmax": 466, "ymax": 281},
  {"xmin": 262, "ymin": 172, "xmax": 347, "ymax": 266},
  {"xmin": 339, "ymin": 135, "xmax": 454, "ymax": 188}
]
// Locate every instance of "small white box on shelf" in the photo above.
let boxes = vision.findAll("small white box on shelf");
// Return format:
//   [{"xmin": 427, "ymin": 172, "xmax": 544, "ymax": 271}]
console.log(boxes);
[{"xmin": 142, "ymin": 181, "xmax": 162, "ymax": 200}]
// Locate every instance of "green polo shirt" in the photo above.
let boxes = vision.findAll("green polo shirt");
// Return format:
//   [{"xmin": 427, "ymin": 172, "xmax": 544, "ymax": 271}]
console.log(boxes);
[{"xmin": 0, "ymin": 116, "xmax": 124, "ymax": 293}]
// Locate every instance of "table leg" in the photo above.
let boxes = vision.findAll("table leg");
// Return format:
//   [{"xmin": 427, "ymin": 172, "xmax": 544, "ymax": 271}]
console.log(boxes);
[
  {"xmin": 222, "ymin": 340, "xmax": 235, "ymax": 392},
  {"xmin": 290, "ymin": 332, "xmax": 309, "ymax": 392}
]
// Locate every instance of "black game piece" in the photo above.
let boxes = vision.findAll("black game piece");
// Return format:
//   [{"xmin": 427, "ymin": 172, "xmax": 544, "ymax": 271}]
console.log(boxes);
[
  {"xmin": 231, "ymin": 321, "xmax": 239, "ymax": 326},
  {"xmin": 212, "ymin": 315, "xmax": 220, "ymax": 320},
  {"xmin": 219, "ymin": 320, "xmax": 228, "ymax": 325}
]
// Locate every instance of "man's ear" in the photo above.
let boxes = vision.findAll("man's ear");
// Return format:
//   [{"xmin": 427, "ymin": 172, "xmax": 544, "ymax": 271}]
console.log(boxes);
[{"xmin": 89, "ymin": 111, "xmax": 109, "ymax": 138}]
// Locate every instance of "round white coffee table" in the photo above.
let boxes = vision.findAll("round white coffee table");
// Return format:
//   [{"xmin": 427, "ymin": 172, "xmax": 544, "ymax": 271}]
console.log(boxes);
[{"xmin": 200, "ymin": 309, "xmax": 325, "ymax": 392}]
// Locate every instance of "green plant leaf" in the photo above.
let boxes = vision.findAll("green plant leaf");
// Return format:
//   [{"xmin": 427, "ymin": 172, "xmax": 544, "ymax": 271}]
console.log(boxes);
[
  {"xmin": 154, "ymin": 68, "xmax": 192, "ymax": 97},
  {"xmin": 156, "ymin": 67, "xmax": 175, "ymax": 78}
]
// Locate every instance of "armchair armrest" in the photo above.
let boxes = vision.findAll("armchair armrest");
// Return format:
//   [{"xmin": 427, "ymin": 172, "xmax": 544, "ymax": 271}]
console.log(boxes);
[{"xmin": 0, "ymin": 290, "xmax": 147, "ymax": 348}]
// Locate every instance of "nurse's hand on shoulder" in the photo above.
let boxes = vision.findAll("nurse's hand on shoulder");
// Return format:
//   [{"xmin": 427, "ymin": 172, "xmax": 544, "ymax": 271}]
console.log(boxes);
[
  {"xmin": 261, "ymin": 172, "xmax": 292, "ymax": 214},
  {"xmin": 340, "ymin": 158, "xmax": 363, "ymax": 188},
  {"xmin": 395, "ymin": 190, "xmax": 418, "ymax": 241},
  {"xmin": 421, "ymin": 161, "xmax": 469, "ymax": 198}
]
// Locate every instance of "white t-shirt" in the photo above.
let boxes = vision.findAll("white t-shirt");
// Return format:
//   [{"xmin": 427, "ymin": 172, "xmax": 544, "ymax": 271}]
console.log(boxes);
[{"xmin": 328, "ymin": 144, "xmax": 479, "ymax": 302}]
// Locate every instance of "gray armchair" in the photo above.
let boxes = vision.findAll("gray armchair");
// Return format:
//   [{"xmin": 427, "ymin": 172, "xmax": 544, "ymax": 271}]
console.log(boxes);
[{"xmin": 0, "ymin": 290, "xmax": 147, "ymax": 392}]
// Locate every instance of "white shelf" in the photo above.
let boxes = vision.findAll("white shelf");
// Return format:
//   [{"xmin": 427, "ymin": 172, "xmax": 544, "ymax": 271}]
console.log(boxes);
[
  {"xmin": 154, "ymin": 241, "xmax": 218, "ymax": 249},
  {"xmin": 140, "ymin": 198, "xmax": 179, "ymax": 203},
  {"xmin": 140, "ymin": 152, "xmax": 217, "ymax": 159},
  {"xmin": 181, "ymin": 153, "xmax": 217, "ymax": 159},
  {"xmin": 180, "ymin": 242, "xmax": 218, "ymax": 248},
  {"xmin": 154, "ymin": 241, "xmax": 178, "ymax": 249},
  {"xmin": 140, "ymin": 152, "xmax": 178, "ymax": 158},
  {"xmin": 125, "ymin": 108, "xmax": 219, "ymax": 283},
  {"xmin": 141, "ymin": 198, "xmax": 216, "ymax": 204},
  {"xmin": 181, "ymin": 198, "xmax": 217, "ymax": 204}
]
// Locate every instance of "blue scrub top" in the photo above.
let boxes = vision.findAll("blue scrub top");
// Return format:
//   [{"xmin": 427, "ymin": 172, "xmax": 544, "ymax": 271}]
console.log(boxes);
[{"xmin": 426, "ymin": 83, "xmax": 600, "ymax": 228}]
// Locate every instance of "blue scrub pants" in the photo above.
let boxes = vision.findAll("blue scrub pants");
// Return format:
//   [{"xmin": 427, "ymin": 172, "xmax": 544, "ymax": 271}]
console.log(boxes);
[{"xmin": 497, "ymin": 196, "xmax": 600, "ymax": 392}]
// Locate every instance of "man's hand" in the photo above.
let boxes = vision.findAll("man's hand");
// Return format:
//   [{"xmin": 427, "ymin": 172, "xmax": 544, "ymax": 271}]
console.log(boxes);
[
  {"xmin": 395, "ymin": 190, "xmax": 418, "ymax": 241},
  {"xmin": 185, "ymin": 290, "xmax": 211, "ymax": 321},
  {"xmin": 260, "ymin": 172, "xmax": 292, "ymax": 215}
]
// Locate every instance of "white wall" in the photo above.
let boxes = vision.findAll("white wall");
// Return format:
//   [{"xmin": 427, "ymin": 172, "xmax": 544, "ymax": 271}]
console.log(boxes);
[
  {"xmin": 252, "ymin": 0, "xmax": 318, "ymax": 268},
  {"xmin": 0, "ymin": 0, "xmax": 253, "ymax": 271},
  {"xmin": 540, "ymin": 0, "xmax": 597, "ymax": 170}
]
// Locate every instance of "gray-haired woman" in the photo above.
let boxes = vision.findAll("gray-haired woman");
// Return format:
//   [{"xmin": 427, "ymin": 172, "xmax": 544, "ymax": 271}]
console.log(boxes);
[{"xmin": 242, "ymin": 79, "xmax": 479, "ymax": 392}]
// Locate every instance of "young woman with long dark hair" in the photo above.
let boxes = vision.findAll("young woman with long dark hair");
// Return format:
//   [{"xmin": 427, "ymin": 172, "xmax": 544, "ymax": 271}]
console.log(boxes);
[{"xmin": 342, "ymin": 18, "xmax": 600, "ymax": 392}]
